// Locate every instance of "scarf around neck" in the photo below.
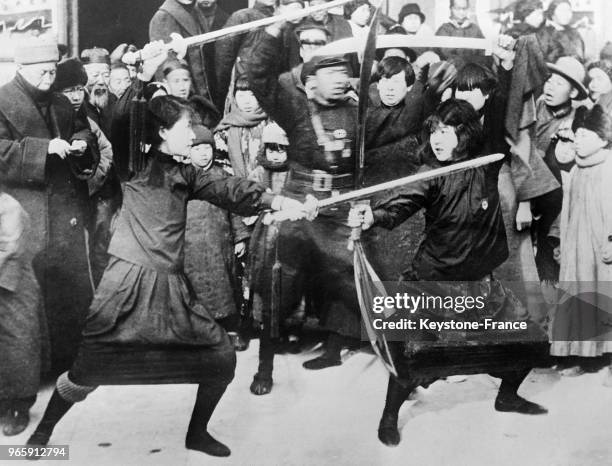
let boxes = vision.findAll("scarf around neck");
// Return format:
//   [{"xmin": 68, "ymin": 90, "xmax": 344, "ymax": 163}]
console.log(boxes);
[
  {"xmin": 215, "ymin": 104, "xmax": 267, "ymax": 132},
  {"xmin": 575, "ymin": 148, "xmax": 611, "ymax": 168}
]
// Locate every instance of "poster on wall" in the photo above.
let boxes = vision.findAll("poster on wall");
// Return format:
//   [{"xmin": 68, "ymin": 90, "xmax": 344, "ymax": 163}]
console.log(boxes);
[{"xmin": 0, "ymin": 0, "xmax": 63, "ymax": 60}]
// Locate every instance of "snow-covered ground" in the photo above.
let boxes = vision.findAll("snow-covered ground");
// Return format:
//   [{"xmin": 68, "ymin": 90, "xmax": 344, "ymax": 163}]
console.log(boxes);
[{"xmin": 5, "ymin": 341, "xmax": 612, "ymax": 466}]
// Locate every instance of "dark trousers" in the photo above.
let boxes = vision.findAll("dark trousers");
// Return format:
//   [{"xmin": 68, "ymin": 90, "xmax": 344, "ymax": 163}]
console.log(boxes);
[
  {"xmin": 277, "ymin": 212, "xmax": 361, "ymax": 338},
  {"xmin": 531, "ymin": 187, "xmax": 563, "ymax": 283}
]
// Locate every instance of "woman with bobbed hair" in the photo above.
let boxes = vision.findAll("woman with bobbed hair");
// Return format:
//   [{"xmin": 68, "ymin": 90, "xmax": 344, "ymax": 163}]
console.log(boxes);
[
  {"xmin": 350, "ymin": 99, "xmax": 548, "ymax": 446},
  {"xmin": 26, "ymin": 95, "xmax": 310, "ymax": 458}
]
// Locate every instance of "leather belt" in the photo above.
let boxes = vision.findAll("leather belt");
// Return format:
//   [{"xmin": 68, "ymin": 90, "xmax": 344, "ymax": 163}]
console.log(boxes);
[{"xmin": 291, "ymin": 169, "xmax": 354, "ymax": 192}]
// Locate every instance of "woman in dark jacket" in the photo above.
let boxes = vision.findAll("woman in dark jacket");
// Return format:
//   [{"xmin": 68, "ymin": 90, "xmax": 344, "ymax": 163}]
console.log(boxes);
[
  {"xmin": 351, "ymin": 100, "xmax": 548, "ymax": 446},
  {"xmin": 26, "ymin": 95, "xmax": 308, "ymax": 458}
]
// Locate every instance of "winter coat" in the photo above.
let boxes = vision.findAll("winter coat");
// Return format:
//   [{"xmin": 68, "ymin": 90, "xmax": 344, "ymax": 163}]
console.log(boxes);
[
  {"xmin": 246, "ymin": 163, "xmax": 289, "ymax": 329},
  {"xmin": 372, "ymin": 153, "xmax": 508, "ymax": 281},
  {"xmin": 214, "ymin": 1, "xmax": 275, "ymax": 111},
  {"xmin": 505, "ymin": 22, "xmax": 564, "ymax": 64},
  {"xmin": 0, "ymin": 74, "xmax": 99, "ymax": 372},
  {"xmin": 85, "ymin": 93, "xmax": 117, "ymax": 139},
  {"xmin": 184, "ymin": 163, "xmax": 249, "ymax": 320},
  {"xmin": 435, "ymin": 20, "xmax": 484, "ymax": 62},
  {"xmin": 550, "ymin": 150, "xmax": 612, "ymax": 356},
  {"xmin": 545, "ymin": 24, "xmax": 585, "ymax": 63},
  {"xmin": 315, "ymin": 13, "xmax": 353, "ymax": 42},
  {"xmin": 214, "ymin": 104, "xmax": 268, "ymax": 178},
  {"xmin": 365, "ymin": 81, "xmax": 424, "ymax": 151},
  {"xmin": 0, "ymin": 192, "xmax": 47, "ymax": 399},
  {"xmin": 86, "ymin": 117, "xmax": 114, "ymax": 196},
  {"xmin": 150, "ymin": 0, "xmax": 221, "ymax": 101}
]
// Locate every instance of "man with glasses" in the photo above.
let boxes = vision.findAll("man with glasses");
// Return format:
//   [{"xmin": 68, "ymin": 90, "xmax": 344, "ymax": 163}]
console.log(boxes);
[
  {"xmin": 0, "ymin": 39, "xmax": 98, "ymax": 378},
  {"xmin": 435, "ymin": 0, "xmax": 485, "ymax": 61},
  {"xmin": 54, "ymin": 58, "xmax": 120, "ymax": 287},
  {"xmin": 283, "ymin": 18, "xmax": 332, "ymax": 73}
]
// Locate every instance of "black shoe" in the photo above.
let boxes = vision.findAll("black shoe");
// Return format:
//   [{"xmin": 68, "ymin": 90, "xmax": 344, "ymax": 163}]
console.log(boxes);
[
  {"xmin": 495, "ymin": 394, "xmax": 548, "ymax": 415},
  {"xmin": 3, "ymin": 409, "xmax": 29, "ymax": 436},
  {"xmin": 250, "ymin": 373, "xmax": 273, "ymax": 396},
  {"xmin": 185, "ymin": 432, "xmax": 231, "ymax": 457},
  {"xmin": 303, "ymin": 356, "xmax": 342, "ymax": 370},
  {"xmin": 378, "ymin": 415, "xmax": 400, "ymax": 446}
]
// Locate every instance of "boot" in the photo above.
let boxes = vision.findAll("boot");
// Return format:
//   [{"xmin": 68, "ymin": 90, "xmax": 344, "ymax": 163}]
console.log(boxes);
[
  {"xmin": 303, "ymin": 332, "xmax": 344, "ymax": 370},
  {"xmin": 494, "ymin": 371, "xmax": 547, "ymax": 415},
  {"xmin": 377, "ymin": 376, "xmax": 415, "ymax": 447},
  {"xmin": 27, "ymin": 390, "xmax": 73, "ymax": 447},
  {"xmin": 3, "ymin": 408, "xmax": 30, "ymax": 437},
  {"xmin": 185, "ymin": 383, "xmax": 231, "ymax": 457}
]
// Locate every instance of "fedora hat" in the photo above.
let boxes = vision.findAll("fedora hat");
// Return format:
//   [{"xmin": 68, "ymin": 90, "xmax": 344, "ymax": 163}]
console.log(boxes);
[{"xmin": 547, "ymin": 56, "xmax": 588, "ymax": 100}]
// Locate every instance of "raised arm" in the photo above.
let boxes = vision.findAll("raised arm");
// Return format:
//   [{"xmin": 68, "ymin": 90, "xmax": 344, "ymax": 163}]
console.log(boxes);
[
  {"xmin": 214, "ymin": 12, "xmax": 250, "ymax": 110},
  {"xmin": 244, "ymin": 27, "xmax": 286, "ymax": 125}
]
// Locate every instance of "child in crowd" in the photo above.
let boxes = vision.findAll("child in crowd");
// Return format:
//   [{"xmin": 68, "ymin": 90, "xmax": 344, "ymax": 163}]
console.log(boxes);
[
  {"xmin": 214, "ymin": 76, "xmax": 268, "ymax": 178},
  {"xmin": 184, "ymin": 125, "xmax": 251, "ymax": 350},
  {"xmin": 550, "ymin": 105, "xmax": 612, "ymax": 383},
  {"xmin": 246, "ymin": 122, "xmax": 293, "ymax": 395}
]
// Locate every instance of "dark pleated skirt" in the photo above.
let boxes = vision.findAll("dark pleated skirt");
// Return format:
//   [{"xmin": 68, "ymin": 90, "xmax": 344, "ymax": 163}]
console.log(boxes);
[{"xmin": 69, "ymin": 257, "xmax": 233, "ymax": 386}]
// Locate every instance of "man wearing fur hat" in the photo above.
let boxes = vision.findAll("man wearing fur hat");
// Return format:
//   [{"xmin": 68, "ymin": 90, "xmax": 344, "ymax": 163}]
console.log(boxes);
[
  {"xmin": 0, "ymin": 39, "xmax": 99, "ymax": 373},
  {"xmin": 54, "ymin": 58, "xmax": 121, "ymax": 286}
]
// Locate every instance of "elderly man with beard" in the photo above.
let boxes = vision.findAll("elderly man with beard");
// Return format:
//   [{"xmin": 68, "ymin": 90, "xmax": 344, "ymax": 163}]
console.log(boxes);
[
  {"xmin": 79, "ymin": 48, "xmax": 122, "ymax": 286},
  {"xmin": 0, "ymin": 39, "xmax": 99, "ymax": 373},
  {"xmin": 80, "ymin": 48, "xmax": 116, "ymax": 138}
]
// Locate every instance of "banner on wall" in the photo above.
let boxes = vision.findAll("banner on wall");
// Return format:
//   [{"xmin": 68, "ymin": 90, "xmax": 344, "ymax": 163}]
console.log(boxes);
[{"xmin": 0, "ymin": 0, "xmax": 62, "ymax": 60}]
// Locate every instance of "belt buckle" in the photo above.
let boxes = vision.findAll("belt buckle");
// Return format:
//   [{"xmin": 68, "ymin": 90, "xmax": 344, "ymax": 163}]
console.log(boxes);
[{"xmin": 312, "ymin": 170, "xmax": 332, "ymax": 192}]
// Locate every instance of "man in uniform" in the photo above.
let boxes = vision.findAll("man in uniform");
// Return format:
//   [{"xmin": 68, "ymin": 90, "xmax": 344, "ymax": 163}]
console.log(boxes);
[{"xmin": 246, "ymin": 20, "xmax": 363, "ymax": 395}]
